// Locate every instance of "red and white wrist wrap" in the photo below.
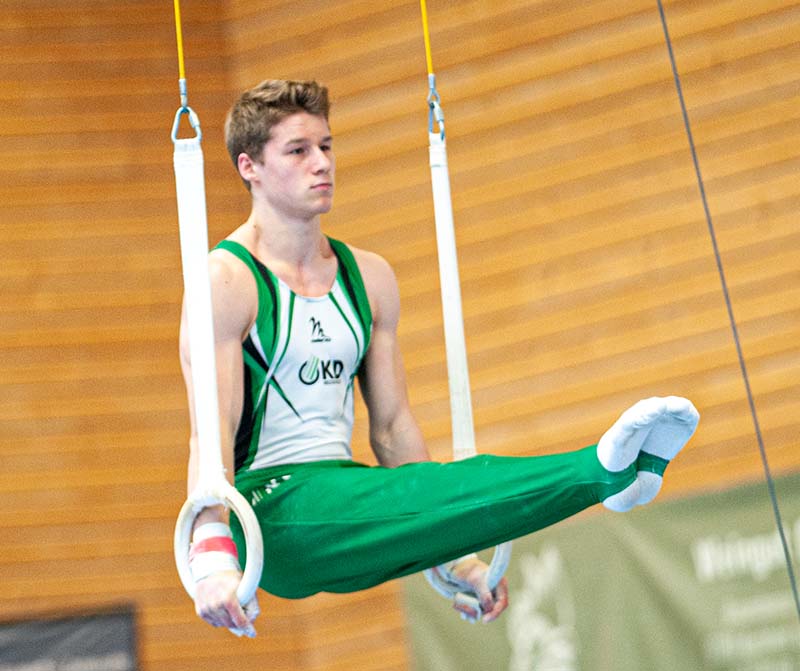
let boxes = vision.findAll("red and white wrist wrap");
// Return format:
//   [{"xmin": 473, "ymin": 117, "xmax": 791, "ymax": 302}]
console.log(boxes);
[{"xmin": 189, "ymin": 522, "xmax": 241, "ymax": 583}]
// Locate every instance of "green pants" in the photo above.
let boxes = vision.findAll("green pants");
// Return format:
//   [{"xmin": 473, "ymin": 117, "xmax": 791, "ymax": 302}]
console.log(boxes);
[{"xmin": 230, "ymin": 445, "xmax": 634, "ymax": 599}]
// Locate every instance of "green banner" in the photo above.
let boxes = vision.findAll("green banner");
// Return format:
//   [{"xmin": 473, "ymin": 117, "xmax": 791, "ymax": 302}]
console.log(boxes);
[{"xmin": 404, "ymin": 472, "xmax": 800, "ymax": 671}]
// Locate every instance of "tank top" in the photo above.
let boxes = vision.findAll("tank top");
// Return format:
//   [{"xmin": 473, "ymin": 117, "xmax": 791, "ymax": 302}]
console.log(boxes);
[{"xmin": 215, "ymin": 238, "xmax": 373, "ymax": 473}]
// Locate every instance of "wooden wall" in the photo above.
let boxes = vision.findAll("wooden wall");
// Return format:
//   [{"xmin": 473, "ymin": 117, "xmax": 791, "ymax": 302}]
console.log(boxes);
[{"xmin": 1, "ymin": 1, "xmax": 798, "ymax": 669}]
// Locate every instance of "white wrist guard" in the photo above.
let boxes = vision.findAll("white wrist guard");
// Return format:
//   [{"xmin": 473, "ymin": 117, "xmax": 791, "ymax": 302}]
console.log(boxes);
[{"xmin": 189, "ymin": 522, "xmax": 241, "ymax": 582}]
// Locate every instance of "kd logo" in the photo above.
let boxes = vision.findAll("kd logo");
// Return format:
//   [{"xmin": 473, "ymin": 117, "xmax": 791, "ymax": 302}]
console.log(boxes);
[{"xmin": 299, "ymin": 356, "xmax": 344, "ymax": 385}]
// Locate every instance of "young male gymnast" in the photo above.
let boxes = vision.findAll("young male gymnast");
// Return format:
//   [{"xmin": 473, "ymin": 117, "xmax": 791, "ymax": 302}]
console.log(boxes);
[{"xmin": 179, "ymin": 79, "xmax": 700, "ymax": 636}]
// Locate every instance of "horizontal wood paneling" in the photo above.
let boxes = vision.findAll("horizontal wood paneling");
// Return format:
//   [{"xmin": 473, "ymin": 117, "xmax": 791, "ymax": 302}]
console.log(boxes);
[{"xmin": 2, "ymin": 0, "xmax": 798, "ymax": 669}]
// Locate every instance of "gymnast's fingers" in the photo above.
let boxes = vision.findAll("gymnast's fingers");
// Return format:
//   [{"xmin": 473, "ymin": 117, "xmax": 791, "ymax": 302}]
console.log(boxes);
[
  {"xmin": 482, "ymin": 577, "xmax": 509, "ymax": 623},
  {"xmin": 194, "ymin": 572, "xmax": 249, "ymax": 630}
]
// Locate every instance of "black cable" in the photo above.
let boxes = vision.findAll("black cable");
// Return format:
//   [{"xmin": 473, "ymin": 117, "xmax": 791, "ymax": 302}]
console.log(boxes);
[{"xmin": 656, "ymin": 0, "xmax": 800, "ymax": 623}]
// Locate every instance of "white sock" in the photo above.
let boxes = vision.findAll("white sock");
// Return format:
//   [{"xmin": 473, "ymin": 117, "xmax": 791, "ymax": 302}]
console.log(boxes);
[
  {"xmin": 634, "ymin": 472, "xmax": 663, "ymax": 506},
  {"xmin": 638, "ymin": 396, "xmax": 699, "ymax": 461},
  {"xmin": 602, "ymin": 479, "xmax": 643, "ymax": 512},
  {"xmin": 599, "ymin": 396, "xmax": 699, "ymax": 512},
  {"xmin": 597, "ymin": 397, "xmax": 665, "ymax": 472},
  {"xmin": 633, "ymin": 396, "xmax": 700, "ymax": 506}
]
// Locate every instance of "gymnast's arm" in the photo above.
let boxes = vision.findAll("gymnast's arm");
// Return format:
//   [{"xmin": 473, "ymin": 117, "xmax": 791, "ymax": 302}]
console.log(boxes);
[
  {"xmin": 354, "ymin": 248, "xmax": 509, "ymax": 622},
  {"xmin": 179, "ymin": 250, "xmax": 258, "ymax": 633},
  {"xmin": 354, "ymin": 248, "xmax": 429, "ymax": 466}
]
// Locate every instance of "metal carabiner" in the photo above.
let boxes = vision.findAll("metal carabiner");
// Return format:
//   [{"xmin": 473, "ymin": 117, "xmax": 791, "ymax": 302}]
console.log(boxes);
[
  {"xmin": 171, "ymin": 78, "xmax": 203, "ymax": 143},
  {"xmin": 427, "ymin": 73, "xmax": 445, "ymax": 140}
]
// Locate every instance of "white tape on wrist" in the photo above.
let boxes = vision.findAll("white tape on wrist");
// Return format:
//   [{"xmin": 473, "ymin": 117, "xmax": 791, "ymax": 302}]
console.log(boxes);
[
  {"xmin": 192, "ymin": 521, "xmax": 233, "ymax": 542},
  {"xmin": 189, "ymin": 522, "xmax": 241, "ymax": 582}
]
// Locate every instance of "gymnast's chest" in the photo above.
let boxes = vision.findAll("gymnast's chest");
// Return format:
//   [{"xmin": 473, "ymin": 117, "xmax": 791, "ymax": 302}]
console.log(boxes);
[{"xmin": 270, "ymin": 285, "xmax": 364, "ymax": 387}]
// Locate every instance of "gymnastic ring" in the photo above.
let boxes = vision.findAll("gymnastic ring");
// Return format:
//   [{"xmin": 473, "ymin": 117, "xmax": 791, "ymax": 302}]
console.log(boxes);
[
  {"xmin": 173, "ymin": 483, "xmax": 264, "ymax": 605},
  {"xmin": 424, "ymin": 541, "xmax": 512, "ymax": 601}
]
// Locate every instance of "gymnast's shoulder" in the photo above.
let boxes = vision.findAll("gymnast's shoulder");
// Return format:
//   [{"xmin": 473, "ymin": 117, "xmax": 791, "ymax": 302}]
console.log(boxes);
[
  {"xmin": 207, "ymin": 243, "xmax": 258, "ymax": 335},
  {"xmin": 347, "ymin": 244, "xmax": 400, "ymax": 325}
]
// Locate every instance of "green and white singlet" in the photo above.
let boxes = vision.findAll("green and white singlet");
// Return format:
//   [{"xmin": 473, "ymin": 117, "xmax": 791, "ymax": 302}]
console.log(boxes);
[{"xmin": 215, "ymin": 238, "xmax": 373, "ymax": 473}]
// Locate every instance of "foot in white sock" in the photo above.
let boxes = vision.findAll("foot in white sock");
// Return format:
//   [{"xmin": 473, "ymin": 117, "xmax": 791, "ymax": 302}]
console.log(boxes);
[
  {"xmin": 598, "ymin": 396, "xmax": 699, "ymax": 512},
  {"xmin": 634, "ymin": 396, "xmax": 699, "ymax": 505},
  {"xmin": 596, "ymin": 397, "xmax": 667, "ymax": 472}
]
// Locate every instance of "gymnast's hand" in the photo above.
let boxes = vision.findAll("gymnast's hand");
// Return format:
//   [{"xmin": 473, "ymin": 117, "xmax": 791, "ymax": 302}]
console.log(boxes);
[
  {"xmin": 194, "ymin": 570, "xmax": 260, "ymax": 637},
  {"xmin": 450, "ymin": 556, "xmax": 509, "ymax": 623}
]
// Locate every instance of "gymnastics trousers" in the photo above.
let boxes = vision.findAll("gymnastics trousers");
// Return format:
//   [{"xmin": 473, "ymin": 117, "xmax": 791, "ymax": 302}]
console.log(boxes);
[{"xmin": 230, "ymin": 445, "xmax": 634, "ymax": 599}]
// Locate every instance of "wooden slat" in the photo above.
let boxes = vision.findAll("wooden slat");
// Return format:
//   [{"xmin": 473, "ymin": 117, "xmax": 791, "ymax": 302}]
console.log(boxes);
[{"xmin": 1, "ymin": 1, "xmax": 798, "ymax": 669}]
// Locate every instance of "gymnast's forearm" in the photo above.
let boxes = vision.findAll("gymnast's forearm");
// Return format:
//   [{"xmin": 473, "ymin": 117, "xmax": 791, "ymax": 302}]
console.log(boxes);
[{"xmin": 186, "ymin": 430, "xmax": 234, "ymax": 529}]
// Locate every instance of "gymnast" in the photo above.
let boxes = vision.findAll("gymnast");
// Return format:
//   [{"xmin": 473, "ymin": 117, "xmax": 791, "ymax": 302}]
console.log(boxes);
[{"xmin": 179, "ymin": 79, "xmax": 700, "ymax": 637}]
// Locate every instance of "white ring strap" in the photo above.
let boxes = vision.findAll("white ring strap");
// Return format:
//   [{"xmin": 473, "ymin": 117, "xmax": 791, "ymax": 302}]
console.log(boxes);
[
  {"xmin": 423, "ymin": 107, "xmax": 512, "ymax": 610},
  {"xmin": 171, "ymin": 135, "xmax": 264, "ymax": 606}
]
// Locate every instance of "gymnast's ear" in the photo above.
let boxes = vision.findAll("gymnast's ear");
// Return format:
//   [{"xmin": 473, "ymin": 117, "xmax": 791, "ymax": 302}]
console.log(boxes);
[
  {"xmin": 237, "ymin": 152, "xmax": 264, "ymax": 192},
  {"xmin": 237, "ymin": 152, "xmax": 256, "ymax": 182}
]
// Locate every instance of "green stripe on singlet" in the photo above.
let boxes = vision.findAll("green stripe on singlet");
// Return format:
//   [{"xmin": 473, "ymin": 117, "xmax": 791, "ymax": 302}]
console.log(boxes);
[
  {"xmin": 327, "ymin": 237, "xmax": 372, "ymax": 358},
  {"xmin": 264, "ymin": 293, "xmax": 302, "ymax": 420},
  {"xmin": 329, "ymin": 292, "xmax": 362, "ymax": 410},
  {"xmin": 329, "ymin": 292, "xmax": 362, "ymax": 363}
]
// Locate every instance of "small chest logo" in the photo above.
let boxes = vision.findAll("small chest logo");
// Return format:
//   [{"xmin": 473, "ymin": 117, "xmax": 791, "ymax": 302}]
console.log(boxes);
[
  {"xmin": 310, "ymin": 317, "xmax": 331, "ymax": 343},
  {"xmin": 299, "ymin": 355, "xmax": 344, "ymax": 385}
]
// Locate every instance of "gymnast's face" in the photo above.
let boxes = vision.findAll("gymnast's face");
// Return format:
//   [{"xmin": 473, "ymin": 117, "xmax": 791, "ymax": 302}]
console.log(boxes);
[{"xmin": 244, "ymin": 111, "xmax": 335, "ymax": 219}]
